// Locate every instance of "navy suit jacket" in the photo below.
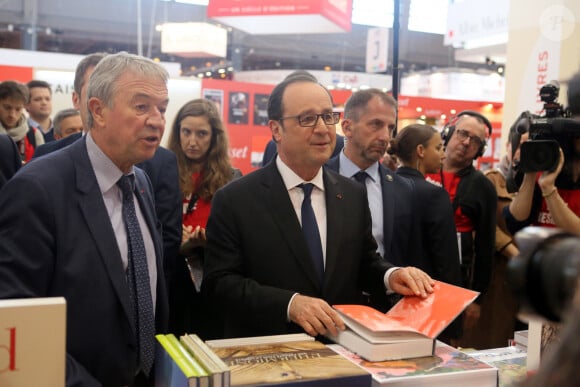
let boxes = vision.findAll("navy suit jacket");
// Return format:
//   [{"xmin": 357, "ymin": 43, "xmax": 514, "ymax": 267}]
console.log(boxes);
[
  {"xmin": 203, "ymin": 162, "xmax": 393, "ymax": 338},
  {"xmin": 33, "ymin": 132, "xmax": 182, "ymax": 281},
  {"xmin": 326, "ymin": 155, "xmax": 415, "ymax": 266},
  {"xmin": 0, "ymin": 137, "xmax": 169, "ymax": 386},
  {"xmin": 0, "ymin": 134, "xmax": 21, "ymax": 190}
]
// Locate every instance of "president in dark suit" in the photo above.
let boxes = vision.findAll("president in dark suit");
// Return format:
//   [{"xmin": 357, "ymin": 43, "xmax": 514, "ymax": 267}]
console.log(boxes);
[
  {"xmin": 203, "ymin": 72, "xmax": 433, "ymax": 339},
  {"xmin": 0, "ymin": 52, "xmax": 170, "ymax": 386},
  {"xmin": 0, "ymin": 133, "xmax": 21, "ymax": 190}
]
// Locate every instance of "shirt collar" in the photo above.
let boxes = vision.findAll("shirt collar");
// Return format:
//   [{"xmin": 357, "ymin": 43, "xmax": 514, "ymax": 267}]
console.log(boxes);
[
  {"xmin": 276, "ymin": 155, "xmax": 325, "ymax": 191},
  {"xmin": 86, "ymin": 132, "xmax": 134, "ymax": 194},
  {"xmin": 339, "ymin": 151, "xmax": 379, "ymax": 182}
]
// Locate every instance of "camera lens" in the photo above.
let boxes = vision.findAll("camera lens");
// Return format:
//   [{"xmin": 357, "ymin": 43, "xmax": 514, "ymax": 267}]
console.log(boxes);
[
  {"xmin": 508, "ymin": 227, "xmax": 580, "ymax": 322},
  {"xmin": 519, "ymin": 140, "xmax": 560, "ymax": 172}
]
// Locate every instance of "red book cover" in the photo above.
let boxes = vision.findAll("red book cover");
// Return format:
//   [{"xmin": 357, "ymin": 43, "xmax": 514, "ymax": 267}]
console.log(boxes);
[{"xmin": 334, "ymin": 281, "xmax": 479, "ymax": 342}]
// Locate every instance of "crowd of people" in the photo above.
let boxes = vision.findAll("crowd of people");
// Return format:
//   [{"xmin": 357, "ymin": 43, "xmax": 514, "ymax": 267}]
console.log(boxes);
[{"xmin": 1, "ymin": 50, "xmax": 580, "ymax": 386}]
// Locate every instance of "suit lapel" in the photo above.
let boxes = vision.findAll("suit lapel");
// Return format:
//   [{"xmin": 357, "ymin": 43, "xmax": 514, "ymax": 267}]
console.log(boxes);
[
  {"xmin": 261, "ymin": 163, "xmax": 322, "ymax": 289},
  {"xmin": 72, "ymin": 138, "xmax": 135, "ymax": 330},
  {"xmin": 380, "ymin": 165, "xmax": 395, "ymax": 259},
  {"xmin": 322, "ymin": 169, "xmax": 344, "ymax": 291}
]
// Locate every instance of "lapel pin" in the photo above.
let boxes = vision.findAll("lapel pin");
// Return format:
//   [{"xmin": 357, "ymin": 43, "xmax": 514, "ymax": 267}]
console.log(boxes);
[
  {"xmin": 386, "ymin": 175, "xmax": 393, "ymax": 182},
  {"xmin": 336, "ymin": 193, "xmax": 343, "ymax": 199}
]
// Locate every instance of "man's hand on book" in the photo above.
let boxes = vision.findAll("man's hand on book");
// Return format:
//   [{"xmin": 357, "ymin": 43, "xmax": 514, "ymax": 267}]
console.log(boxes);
[
  {"xmin": 289, "ymin": 294, "xmax": 346, "ymax": 337},
  {"xmin": 389, "ymin": 267, "xmax": 435, "ymax": 298}
]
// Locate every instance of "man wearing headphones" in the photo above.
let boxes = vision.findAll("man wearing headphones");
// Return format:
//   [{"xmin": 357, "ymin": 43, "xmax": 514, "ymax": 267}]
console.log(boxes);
[{"xmin": 426, "ymin": 111, "xmax": 497, "ymax": 348}]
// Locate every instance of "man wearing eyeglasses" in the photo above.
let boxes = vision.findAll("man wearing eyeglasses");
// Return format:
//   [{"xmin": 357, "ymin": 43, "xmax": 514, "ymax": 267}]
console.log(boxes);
[
  {"xmin": 426, "ymin": 111, "xmax": 497, "ymax": 348},
  {"xmin": 203, "ymin": 71, "xmax": 434, "ymax": 339}
]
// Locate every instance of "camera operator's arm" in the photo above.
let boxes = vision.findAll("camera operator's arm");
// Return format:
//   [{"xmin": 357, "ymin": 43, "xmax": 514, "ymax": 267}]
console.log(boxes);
[
  {"xmin": 539, "ymin": 149, "xmax": 580, "ymax": 235},
  {"xmin": 508, "ymin": 171, "xmax": 536, "ymax": 221}
]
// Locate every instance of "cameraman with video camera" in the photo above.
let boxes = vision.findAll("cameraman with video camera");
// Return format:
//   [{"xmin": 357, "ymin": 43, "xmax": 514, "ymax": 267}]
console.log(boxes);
[{"xmin": 505, "ymin": 71, "xmax": 580, "ymax": 235}]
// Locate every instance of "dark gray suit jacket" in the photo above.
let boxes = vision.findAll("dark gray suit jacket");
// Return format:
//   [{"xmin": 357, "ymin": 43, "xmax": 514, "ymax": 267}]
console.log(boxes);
[
  {"xmin": 0, "ymin": 134, "xmax": 21, "ymax": 190},
  {"xmin": 203, "ymin": 161, "xmax": 393, "ymax": 338},
  {"xmin": 0, "ymin": 137, "xmax": 169, "ymax": 386},
  {"xmin": 326, "ymin": 156, "xmax": 415, "ymax": 266}
]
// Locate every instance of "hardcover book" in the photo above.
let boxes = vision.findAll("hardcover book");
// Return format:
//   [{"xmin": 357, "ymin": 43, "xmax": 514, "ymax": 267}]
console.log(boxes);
[
  {"xmin": 180, "ymin": 333, "xmax": 231, "ymax": 387},
  {"xmin": 0, "ymin": 297, "xmax": 66, "ymax": 387},
  {"xmin": 327, "ymin": 281, "xmax": 479, "ymax": 361},
  {"xmin": 206, "ymin": 338, "xmax": 372, "ymax": 386},
  {"xmin": 155, "ymin": 334, "xmax": 210, "ymax": 387},
  {"xmin": 466, "ymin": 346, "xmax": 527, "ymax": 387},
  {"xmin": 330, "ymin": 341, "xmax": 498, "ymax": 387}
]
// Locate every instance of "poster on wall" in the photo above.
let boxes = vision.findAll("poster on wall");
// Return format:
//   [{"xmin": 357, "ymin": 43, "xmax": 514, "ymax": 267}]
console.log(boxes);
[
  {"xmin": 202, "ymin": 88, "xmax": 224, "ymax": 116},
  {"xmin": 228, "ymin": 91, "xmax": 249, "ymax": 124},
  {"xmin": 253, "ymin": 93, "xmax": 269, "ymax": 126}
]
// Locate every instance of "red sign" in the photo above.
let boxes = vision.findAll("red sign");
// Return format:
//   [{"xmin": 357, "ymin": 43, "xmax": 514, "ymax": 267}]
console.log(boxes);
[
  {"xmin": 207, "ymin": 0, "xmax": 352, "ymax": 34},
  {"xmin": 0, "ymin": 65, "xmax": 33, "ymax": 83}
]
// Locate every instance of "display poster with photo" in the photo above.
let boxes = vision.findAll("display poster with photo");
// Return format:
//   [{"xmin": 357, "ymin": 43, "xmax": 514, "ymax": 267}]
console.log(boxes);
[
  {"xmin": 253, "ymin": 93, "xmax": 270, "ymax": 126},
  {"xmin": 228, "ymin": 91, "xmax": 249, "ymax": 124},
  {"xmin": 202, "ymin": 88, "xmax": 224, "ymax": 116}
]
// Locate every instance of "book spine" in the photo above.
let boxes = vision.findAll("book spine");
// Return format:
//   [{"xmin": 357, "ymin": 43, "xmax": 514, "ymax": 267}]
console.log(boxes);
[
  {"xmin": 180, "ymin": 335, "xmax": 223, "ymax": 387},
  {"xmin": 166, "ymin": 334, "xmax": 210, "ymax": 379}
]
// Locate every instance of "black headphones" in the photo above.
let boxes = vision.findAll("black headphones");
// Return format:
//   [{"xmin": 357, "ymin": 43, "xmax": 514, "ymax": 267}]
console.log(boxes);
[{"xmin": 441, "ymin": 110, "xmax": 493, "ymax": 159}]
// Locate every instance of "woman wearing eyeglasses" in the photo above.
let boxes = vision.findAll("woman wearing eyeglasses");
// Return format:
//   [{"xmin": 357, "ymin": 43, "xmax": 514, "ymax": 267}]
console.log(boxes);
[
  {"xmin": 388, "ymin": 123, "xmax": 462, "ymax": 344},
  {"xmin": 167, "ymin": 98, "xmax": 241, "ymax": 339}
]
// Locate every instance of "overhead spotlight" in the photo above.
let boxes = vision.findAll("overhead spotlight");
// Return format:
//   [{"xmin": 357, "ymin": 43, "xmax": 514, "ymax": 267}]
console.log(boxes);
[
  {"xmin": 416, "ymin": 107, "xmax": 423, "ymax": 112},
  {"xmin": 450, "ymin": 109, "xmax": 457, "ymax": 115},
  {"xmin": 497, "ymin": 66, "xmax": 504, "ymax": 74}
]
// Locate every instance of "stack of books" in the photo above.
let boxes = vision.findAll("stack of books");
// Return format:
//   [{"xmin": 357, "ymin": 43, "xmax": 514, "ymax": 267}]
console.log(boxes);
[
  {"xmin": 326, "ymin": 281, "xmax": 479, "ymax": 362},
  {"xmin": 155, "ymin": 333, "xmax": 230, "ymax": 387},
  {"xmin": 464, "ymin": 346, "xmax": 527, "ymax": 387}
]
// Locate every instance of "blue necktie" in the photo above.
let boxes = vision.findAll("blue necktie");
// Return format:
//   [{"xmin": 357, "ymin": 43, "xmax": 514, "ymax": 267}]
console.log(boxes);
[
  {"xmin": 117, "ymin": 175, "xmax": 155, "ymax": 376},
  {"xmin": 299, "ymin": 183, "xmax": 324, "ymax": 286},
  {"xmin": 353, "ymin": 171, "xmax": 369, "ymax": 194}
]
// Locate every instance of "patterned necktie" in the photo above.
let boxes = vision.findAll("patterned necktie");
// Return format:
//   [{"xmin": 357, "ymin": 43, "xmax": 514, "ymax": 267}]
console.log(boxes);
[
  {"xmin": 353, "ymin": 171, "xmax": 369, "ymax": 194},
  {"xmin": 299, "ymin": 183, "xmax": 324, "ymax": 286},
  {"xmin": 117, "ymin": 174, "xmax": 155, "ymax": 376}
]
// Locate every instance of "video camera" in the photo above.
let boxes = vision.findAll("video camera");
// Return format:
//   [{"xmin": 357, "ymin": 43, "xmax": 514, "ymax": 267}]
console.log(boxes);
[
  {"xmin": 508, "ymin": 227, "xmax": 580, "ymax": 323},
  {"xmin": 517, "ymin": 81, "xmax": 580, "ymax": 173}
]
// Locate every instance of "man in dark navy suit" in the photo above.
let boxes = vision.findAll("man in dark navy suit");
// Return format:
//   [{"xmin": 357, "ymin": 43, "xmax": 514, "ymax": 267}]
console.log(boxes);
[
  {"xmin": 32, "ymin": 53, "xmax": 181, "ymax": 285},
  {"xmin": 326, "ymin": 89, "xmax": 416, "ymax": 311},
  {"xmin": 0, "ymin": 52, "xmax": 171, "ymax": 386}
]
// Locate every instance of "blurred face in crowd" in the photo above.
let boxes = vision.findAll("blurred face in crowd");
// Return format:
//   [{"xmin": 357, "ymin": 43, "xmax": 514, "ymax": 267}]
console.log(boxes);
[
  {"xmin": 445, "ymin": 115, "xmax": 487, "ymax": 169},
  {"xmin": 421, "ymin": 133, "xmax": 446, "ymax": 174},
  {"xmin": 343, "ymin": 95, "xmax": 396, "ymax": 169},
  {"xmin": 26, "ymin": 86, "xmax": 52, "ymax": 121},
  {"xmin": 0, "ymin": 98, "xmax": 25, "ymax": 129},
  {"xmin": 72, "ymin": 66, "xmax": 95, "ymax": 131},
  {"xmin": 56, "ymin": 114, "xmax": 83, "ymax": 140},
  {"xmin": 271, "ymin": 81, "xmax": 336, "ymax": 180},
  {"xmin": 89, "ymin": 70, "xmax": 168, "ymax": 173},
  {"xmin": 179, "ymin": 114, "xmax": 213, "ymax": 164}
]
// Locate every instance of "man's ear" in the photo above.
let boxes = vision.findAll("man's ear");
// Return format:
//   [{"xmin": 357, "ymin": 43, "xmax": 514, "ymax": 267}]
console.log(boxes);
[
  {"xmin": 88, "ymin": 97, "xmax": 106, "ymax": 127},
  {"xmin": 72, "ymin": 92, "xmax": 80, "ymax": 110},
  {"xmin": 269, "ymin": 119, "xmax": 282, "ymax": 143},
  {"xmin": 341, "ymin": 118, "xmax": 353, "ymax": 138}
]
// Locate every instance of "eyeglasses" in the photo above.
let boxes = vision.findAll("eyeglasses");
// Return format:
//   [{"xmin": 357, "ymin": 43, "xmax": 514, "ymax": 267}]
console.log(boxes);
[
  {"xmin": 279, "ymin": 112, "xmax": 341, "ymax": 127},
  {"xmin": 455, "ymin": 129, "xmax": 484, "ymax": 148}
]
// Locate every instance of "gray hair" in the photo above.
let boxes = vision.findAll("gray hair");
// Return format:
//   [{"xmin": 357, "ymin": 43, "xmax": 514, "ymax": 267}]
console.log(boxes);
[
  {"xmin": 86, "ymin": 52, "xmax": 169, "ymax": 129},
  {"xmin": 53, "ymin": 108, "xmax": 80, "ymax": 137}
]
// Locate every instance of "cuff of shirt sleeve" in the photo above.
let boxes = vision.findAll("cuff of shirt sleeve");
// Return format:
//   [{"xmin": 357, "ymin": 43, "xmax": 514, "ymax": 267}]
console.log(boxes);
[
  {"xmin": 287, "ymin": 292, "xmax": 299, "ymax": 322},
  {"xmin": 384, "ymin": 267, "xmax": 400, "ymax": 294}
]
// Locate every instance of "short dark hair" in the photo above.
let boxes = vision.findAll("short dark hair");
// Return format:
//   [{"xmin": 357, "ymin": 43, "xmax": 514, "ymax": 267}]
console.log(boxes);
[
  {"xmin": 26, "ymin": 79, "xmax": 52, "ymax": 94},
  {"xmin": 0, "ymin": 81, "xmax": 29, "ymax": 104},
  {"xmin": 267, "ymin": 70, "xmax": 331, "ymax": 121},
  {"xmin": 344, "ymin": 88, "xmax": 397, "ymax": 122}
]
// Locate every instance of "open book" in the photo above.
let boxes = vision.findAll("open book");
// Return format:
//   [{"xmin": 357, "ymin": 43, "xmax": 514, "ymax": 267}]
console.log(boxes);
[{"xmin": 326, "ymin": 281, "xmax": 479, "ymax": 361}]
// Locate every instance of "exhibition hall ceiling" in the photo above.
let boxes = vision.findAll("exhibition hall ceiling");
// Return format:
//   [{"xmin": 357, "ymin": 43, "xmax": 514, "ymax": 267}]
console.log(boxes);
[{"xmin": 0, "ymin": 0, "xmax": 505, "ymax": 76}]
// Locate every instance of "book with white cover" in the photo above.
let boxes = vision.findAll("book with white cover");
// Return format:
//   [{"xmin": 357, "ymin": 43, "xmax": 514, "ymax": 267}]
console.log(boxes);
[{"xmin": 0, "ymin": 297, "xmax": 66, "ymax": 387}]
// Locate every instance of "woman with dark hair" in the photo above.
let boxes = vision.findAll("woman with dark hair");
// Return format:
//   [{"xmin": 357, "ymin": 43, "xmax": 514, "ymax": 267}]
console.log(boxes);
[
  {"xmin": 167, "ymin": 98, "xmax": 241, "ymax": 338},
  {"xmin": 388, "ymin": 124, "xmax": 462, "ymax": 343}
]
